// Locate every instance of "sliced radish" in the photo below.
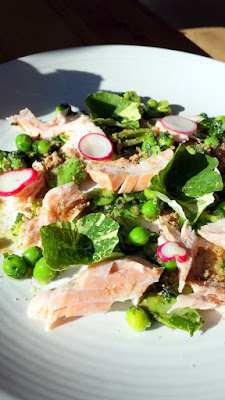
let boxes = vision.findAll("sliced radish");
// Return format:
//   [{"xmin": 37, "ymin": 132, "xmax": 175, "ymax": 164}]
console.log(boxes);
[
  {"xmin": 157, "ymin": 241, "xmax": 188, "ymax": 263},
  {"xmin": 161, "ymin": 115, "xmax": 197, "ymax": 136},
  {"xmin": 78, "ymin": 133, "xmax": 113, "ymax": 161},
  {"xmin": 0, "ymin": 168, "xmax": 38, "ymax": 197}
]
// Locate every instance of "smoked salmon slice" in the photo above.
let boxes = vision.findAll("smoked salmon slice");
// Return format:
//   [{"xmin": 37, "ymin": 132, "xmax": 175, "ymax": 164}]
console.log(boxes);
[
  {"xmin": 198, "ymin": 218, "xmax": 225, "ymax": 250},
  {"xmin": 170, "ymin": 239, "xmax": 225, "ymax": 312},
  {"xmin": 7, "ymin": 109, "xmax": 105, "ymax": 152},
  {"xmin": 158, "ymin": 217, "xmax": 198, "ymax": 293},
  {"xmin": 27, "ymin": 257, "xmax": 164, "ymax": 329},
  {"xmin": 19, "ymin": 182, "xmax": 86, "ymax": 248},
  {"xmin": 169, "ymin": 282, "xmax": 225, "ymax": 313},
  {"xmin": 86, "ymin": 148, "xmax": 173, "ymax": 193}
]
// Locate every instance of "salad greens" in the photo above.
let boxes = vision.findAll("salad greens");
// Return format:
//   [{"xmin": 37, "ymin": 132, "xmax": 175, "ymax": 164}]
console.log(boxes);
[
  {"xmin": 150, "ymin": 144, "xmax": 223, "ymax": 222},
  {"xmin": 40, "ymin": 213, "xmax": 121, "ymax": 270},
  {"xmin": 141, "ymin": 289, "xmax": 204, "ymax": 336},
  {"xmin": 85, "ymin": 92, "xmax": 141, "ymax": 129},
  {"xmin": 3, "ymin": 92, "xmax": 225, "ymax": 336}
]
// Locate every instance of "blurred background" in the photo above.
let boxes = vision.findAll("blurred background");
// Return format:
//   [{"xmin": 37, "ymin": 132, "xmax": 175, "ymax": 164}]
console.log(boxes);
[
  {"xmin": 141, "ymin": 0, "xmax": 225, "ymax": 61},
  {"xmin": 0, "ymin": 0, "xmax": 224, "ymax": 63}
]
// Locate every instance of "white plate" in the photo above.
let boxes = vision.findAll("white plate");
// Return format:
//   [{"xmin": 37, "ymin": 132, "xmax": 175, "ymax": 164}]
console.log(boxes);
[{"xmin": 1, "ymin": 45, "xmax": 225, "ymax": 400}]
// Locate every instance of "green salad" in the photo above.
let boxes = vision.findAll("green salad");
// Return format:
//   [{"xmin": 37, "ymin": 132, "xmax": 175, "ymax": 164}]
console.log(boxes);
[{"xmin": 2, "ymin": 92, "xmax": 225, "ymax": 335}]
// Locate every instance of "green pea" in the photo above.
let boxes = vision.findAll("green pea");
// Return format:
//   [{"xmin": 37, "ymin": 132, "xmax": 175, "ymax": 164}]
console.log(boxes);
[
  {"xmin": 22, "ymin": 246, "xmax": 43, "ymax": 267},
  {"xmin": 3, "ymin": 254, "xmax": 27, "ymax": 279},
  {"xmin": 147, "ymin": 99, "xmax": 158, "ymax": 108},
  {"xmin": 128, "ymin": 227, "xmax": 149, "ymax": 246},
  {"xmin": 204, "ymin": 137, "xmax": 220, "ymax": 148},
  {"xmin": 158, "ymin": 100, "xmax": 169, "ymax": 110},
  {"xmin": 36, "ymin": 140, "xmax": 51, "ymax": 155},
  {"xmin": 164, "ymin": 260, "xmax": 177, "ymax": 271},
  {"xmin": 33, "ymin": 257, "xmax": 56, "ymax": 284},
  {"xmin": 11, "ymin": 158, "xmax": 27, "ymax": 170},
  {"xmin": 88, "ymin": 188, "xmax": 116, "ymax": 206},
  {"xmin": 149, "ymin": 145, "xmax": 161, "ymax": 155},
  {"xmin": 158, "ymin": 133, "xmax": 174, "ymax": 148},
  {"xmin": 15, "ymin": 134, "xmax": 33, "ymax": 152},
  {"xmin": 144, "ymin": 189, "xmax": 157, "ymax": 200},
  {"xmin": 215, "ymin": 116, "xmax": 225, "ymax": 123},
  {"xmin": 126, "ymin": 306, "xmax": 151, "ymax": 332},
  {"xmin": 141, "ymin": 136, "xmax": 157, "ymax": 152},
  {"xmin": 141, "ymin": 200, "xmax": 158, "ymax": 218}
]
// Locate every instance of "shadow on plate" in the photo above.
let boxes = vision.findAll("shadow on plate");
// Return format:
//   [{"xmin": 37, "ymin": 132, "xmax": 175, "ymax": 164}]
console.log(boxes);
[
  {"xmin": 0, "ymin": 59, "xmax": 103, "ymax": 118},
  {"xmin": 0, "ymin": 60, "xmax": 186, "ymax": 122},
  {"xmin": 0, "ymin": 237, "xmax": 13, "ymax": 249},
  {"xmin": 199, "ymin": 309, "xmax": 222, "ymax": 334},
  {"xmin": 50, "ymin": 315, "xmax": 81, "ymax": 330}
]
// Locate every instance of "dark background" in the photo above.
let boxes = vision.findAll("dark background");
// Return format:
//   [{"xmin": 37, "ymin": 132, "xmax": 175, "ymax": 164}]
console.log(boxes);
[{"xmin": 1, "ymin": 0, "xmax": 219, "ymax": 64}]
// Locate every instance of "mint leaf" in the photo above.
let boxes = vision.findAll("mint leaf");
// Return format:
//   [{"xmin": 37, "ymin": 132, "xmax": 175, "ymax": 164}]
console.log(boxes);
[
  {"xmin": 40, "ymin": 213, "xmax": 121, "ymax": 270},
  {"xmin": 85, "ymin": 92, "xmax": 141, "ymax": 128},
  {"xmin": 149, "ymin": 144, "xmax": 223, "ymax": 223}
]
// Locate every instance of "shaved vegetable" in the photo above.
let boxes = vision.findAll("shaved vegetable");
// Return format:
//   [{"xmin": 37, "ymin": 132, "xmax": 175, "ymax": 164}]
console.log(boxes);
[
  {"xmin": 157, "ymin": 241, "xmax": 188, "ymax": 263},
  {"xmin": 161, "ymin": 115, "xmax": 197, "ymax": 135},
  {"xmin": 0, "ymin": 168, "xmax": 38, "ymax": 197},
  {"xmin": 78, "ymin": 133, "xmax": 113, "ymax": 160}
]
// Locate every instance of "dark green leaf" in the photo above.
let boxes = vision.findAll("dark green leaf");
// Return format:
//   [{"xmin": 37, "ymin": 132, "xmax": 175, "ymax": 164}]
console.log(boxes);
[
  {"xmin": 85, "ymin": 92, "xmax": 141, "ymax": 128},
  {"xmin": 149, "ymin": 144, "xmax": 223, "ymax": 222},
  {"xmin": 40, "ymin": 213, "xmax": 121, "ymax": 270}
]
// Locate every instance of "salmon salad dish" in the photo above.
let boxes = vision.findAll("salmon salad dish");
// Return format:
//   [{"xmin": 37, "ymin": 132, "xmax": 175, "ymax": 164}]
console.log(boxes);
[{"xmin": 2, "ymin": 90, "xmax": 225, "ymax": 335}]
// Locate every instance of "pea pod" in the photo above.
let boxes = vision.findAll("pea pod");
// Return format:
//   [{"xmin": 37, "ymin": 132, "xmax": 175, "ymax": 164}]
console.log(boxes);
[
  {"xmin": 111, "ymin": 128, "xmax": 153, "ymax": 141},
  {"xmin": 141, "ymin": 290, "xmax": 204, "ymax": 336},
  {"xmin": 87, "ymin": 188, "xmax": 116, "ymax": 206},
  {"xmin": 47, "ymin": 157, "xmax": 87, "ymax": 188},
  {"xmin": 11, "ymin": 213, "xmax": 25, "ymax": 236}
]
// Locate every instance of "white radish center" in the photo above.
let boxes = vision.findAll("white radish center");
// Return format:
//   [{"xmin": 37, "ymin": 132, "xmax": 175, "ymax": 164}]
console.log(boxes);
[
  {"xmin": 0, "ymin": 170, "xmax": 32, "ymax": 192},
  {"xmin": 162, "ymin": 116, "xmax": 197, "ymax": 134},
  {"xmin": 162, "ymin": 242, "xmax": 186, "ymax": 258},
  {"xmin": 80, "ymin": 134, "xmax": 112, "ymax": 158}
]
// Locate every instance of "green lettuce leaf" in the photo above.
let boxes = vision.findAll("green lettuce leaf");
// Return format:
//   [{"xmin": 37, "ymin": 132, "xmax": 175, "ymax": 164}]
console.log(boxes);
[
  {"xmin": 40, "ymin": 213, "xmax": 121, "ymax": 270},
  {"xmin": 85, "ymin": 92, "xmax": 141, "ymax": 128},
  {"xmin": 149, "ymin": 144, "xmax": 223, "ymax": 223}
]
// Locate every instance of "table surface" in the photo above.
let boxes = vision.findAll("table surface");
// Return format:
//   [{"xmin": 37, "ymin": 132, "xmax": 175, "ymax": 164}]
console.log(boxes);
[{"xmin": 0, "ymin": 0, "xmax": 210, "ymax": 65}]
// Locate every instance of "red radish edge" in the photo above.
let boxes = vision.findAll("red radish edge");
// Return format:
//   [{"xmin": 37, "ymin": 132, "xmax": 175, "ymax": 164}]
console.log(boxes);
[
  {"xmin": 78, "ymin": 133, "xmax": 113, "ymax": 161},
  {"xmin": 161, "ymin": 115, "xmax": 197, "ymax": 136},
  {"xmin": 0, "ymin": 168, "xmax": 38, "ymax": 197},
  {"xmin": 157, "ymin": 241, "xmax": 188, "ymax": 263}
]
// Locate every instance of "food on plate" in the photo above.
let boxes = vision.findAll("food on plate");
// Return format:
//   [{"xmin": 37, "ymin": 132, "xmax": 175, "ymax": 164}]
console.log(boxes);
[
  {"xmin": 0, "ymin": 168, "xmax": 38, "ymax": 197},
  {"xmin": 78, "ymin": 133, "xmax": 114, "ymax": 160},
  {"xmin": 86, "ymin": 148, "xmax": 173, "ymax": 193},
  {"xmin": 2, "ymin": 91, "xmax": 225, "ymax": 335},
  {"xmin": 27, "ymin": 257, "xmax": 164, "ymax": 329}
]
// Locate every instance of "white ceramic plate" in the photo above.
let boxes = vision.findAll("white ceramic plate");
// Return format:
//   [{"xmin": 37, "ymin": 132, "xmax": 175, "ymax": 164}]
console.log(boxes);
[{"xmin": 1, "ymin": 45, "xmax": 225, "ymax": 400}]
